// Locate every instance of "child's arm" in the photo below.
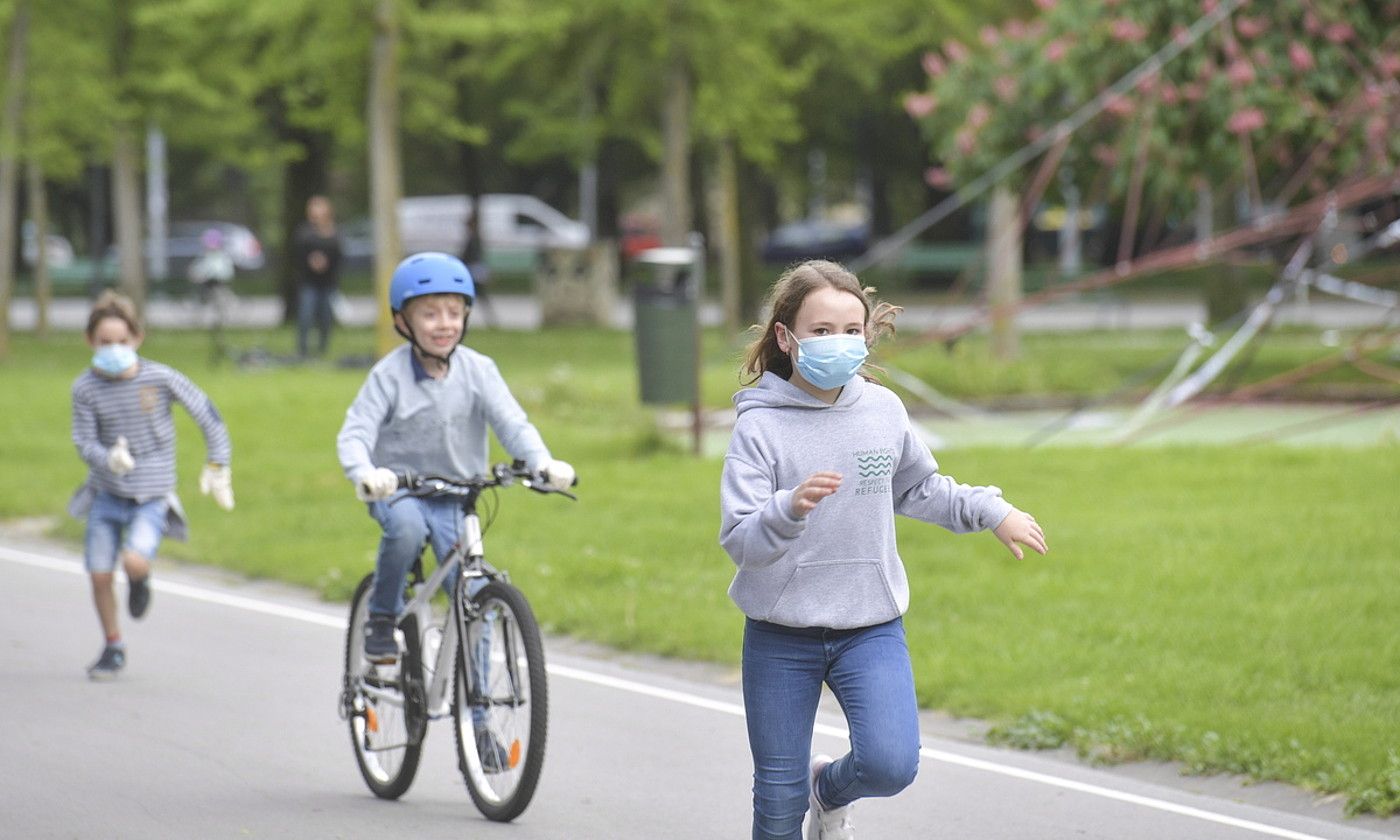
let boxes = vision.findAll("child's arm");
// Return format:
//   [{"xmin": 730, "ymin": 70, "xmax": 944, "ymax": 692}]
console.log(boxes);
[
  {"xmin": 167, "ymin": 369, "xmax": 233, "ymax": 466},
  {"xmin": 334, "ymin": 372, "xmax": 396, "ymax": 502},
  {"xmin": 167, "ymin": 369, "xmax": 235, "ymax": 510},
  {"xmin": 70, "ymin": 386, "xmax": 110, "ymax": 471},
  {"xmin": 891, "ymin": 419, "xmax": 1013, "ymax": 534},
  {"xmin": 719, "ymin": 452, "xmax": 810, "ymax": 569},
  {"xmin": 478, "ymin": 358, "xmax": 551, "ymax": 471}
]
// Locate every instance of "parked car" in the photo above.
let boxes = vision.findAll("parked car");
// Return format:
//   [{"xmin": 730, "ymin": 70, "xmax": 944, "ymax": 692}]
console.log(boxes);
[
  {"xmin": 759, "ymin": 218, "xmax": 870, "ymax": 264},
  {"xmin": 21, "ymin": 221, "xmax": 76, "ymax": 268},
  {"xmin": 399, "ymin": 193, "xmax": 589, "ymax": 262},
  {"xmin": 103, "ymin": 220, "xmax": 265, "ymax": 280}
]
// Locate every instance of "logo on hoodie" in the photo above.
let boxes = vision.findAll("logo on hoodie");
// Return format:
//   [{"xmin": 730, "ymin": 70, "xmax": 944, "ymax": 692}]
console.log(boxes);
[{"xmin": 853, "ymin": 447, "xmax": 895, "ymax": 496}]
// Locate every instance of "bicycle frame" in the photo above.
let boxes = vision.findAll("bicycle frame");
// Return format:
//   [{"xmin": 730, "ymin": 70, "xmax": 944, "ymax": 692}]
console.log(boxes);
[{"xmin": 357, "ymin": 498, "xmax": 501, "ymax": 720}]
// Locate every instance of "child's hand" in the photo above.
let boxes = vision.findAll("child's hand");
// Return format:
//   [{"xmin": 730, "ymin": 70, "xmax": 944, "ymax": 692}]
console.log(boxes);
[
  {"xmin": 199, "ymin": 463, "xmax": 235, "ymax": 511},
  {"xmin": 107, "ymin": 436, "xmax": 135, "ymax": 476},
  {"xmin": 993, "ymin": 509, "xmax": 1048, "ymax": 560},
  {"xmin": 356, "ymin": 467, "xmax": 400, "ymax": 502},
  {"xmin": 790, "ymin": 471, "xmax": 842, "ymax": 519},
  {"xmin": 538, "ymin": 459, "xmax": 576, "ymax": 491}
]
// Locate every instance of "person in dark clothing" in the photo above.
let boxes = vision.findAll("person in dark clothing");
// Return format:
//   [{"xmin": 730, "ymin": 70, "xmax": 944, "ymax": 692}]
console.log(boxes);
[{"xmin": 295, "ymin": 195, "xmax": 343, "ymax": 358}]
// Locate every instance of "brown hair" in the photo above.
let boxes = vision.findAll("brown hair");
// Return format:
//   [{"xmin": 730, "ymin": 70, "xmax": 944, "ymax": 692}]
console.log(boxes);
[
  {"xmin": 85, "ymin": 290, "xmax": 142, "ymax": 339},
  {"xmin": 740, "ymin": 260, "xmax": 900, "ymax": 385}
]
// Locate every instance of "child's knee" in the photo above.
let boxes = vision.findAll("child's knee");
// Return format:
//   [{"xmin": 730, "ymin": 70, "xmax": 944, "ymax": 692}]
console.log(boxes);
[{"xmin": 855, "ymin": 746, "xmax": 919, "ymax": 796}]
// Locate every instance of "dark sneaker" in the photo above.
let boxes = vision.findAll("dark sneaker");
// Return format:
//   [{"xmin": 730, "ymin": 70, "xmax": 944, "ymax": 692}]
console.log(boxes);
[
  {"xmin": 475, "ymin": 727, "xmax": 513, "ymax": 774},
  {"xmin": 87, "ymin": 645, "xmax": 127, "ymax": 681},
  {"xmin": 363, "ymin": 614, "xmax": 398, "ymax": 664},
  {"xmin": 128, "ymin": 575, "xmax": 151, "ymax": 619}
]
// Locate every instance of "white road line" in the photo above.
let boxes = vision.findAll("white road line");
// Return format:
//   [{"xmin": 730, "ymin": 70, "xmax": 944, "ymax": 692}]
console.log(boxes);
[{"xmin": 0, "ymin": 544, "xmax": 1350, "ymax": 840}]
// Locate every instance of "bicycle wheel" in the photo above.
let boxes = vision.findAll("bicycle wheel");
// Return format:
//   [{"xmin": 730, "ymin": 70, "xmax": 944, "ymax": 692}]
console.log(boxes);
[
  {"xmin": 453, "ymin": 580, "xmax": 549, "ymax": 822},
  {"xmin": 343, "ymin": 573, "xmax": 424, "ymax": 799}
]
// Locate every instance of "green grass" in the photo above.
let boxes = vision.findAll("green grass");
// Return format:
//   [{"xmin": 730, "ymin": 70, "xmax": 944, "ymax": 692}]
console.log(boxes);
[{"xmin": 2, "ymin": 326, "xmax": 1399, "ymax": 816}]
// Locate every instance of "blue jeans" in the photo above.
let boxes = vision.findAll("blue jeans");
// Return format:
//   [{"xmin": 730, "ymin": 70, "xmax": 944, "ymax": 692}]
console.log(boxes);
[
  {"xmin": 84, "ymin": 491, "xmax": 169, "ymax": 573},
  {"xmin": 297, "ymin": 285, "xmax": 334, "ymax": 357},
  {"xmin": 366, "ymin": 494, "xmax": 464, "ymax": 617},
  {"xmin": 743, "ymin": 617, "xmax": 921, "ymax": 840}
]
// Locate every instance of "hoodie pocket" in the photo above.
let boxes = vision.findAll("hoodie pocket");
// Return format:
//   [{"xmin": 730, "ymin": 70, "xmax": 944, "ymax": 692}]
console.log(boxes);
[{"xmin": 766, "ymin": 558, "xmax": 899, "ymax": 626}]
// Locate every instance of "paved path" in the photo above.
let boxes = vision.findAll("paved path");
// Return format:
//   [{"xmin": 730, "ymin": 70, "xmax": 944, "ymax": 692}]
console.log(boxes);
[
  {"xmin": 3, "ymin": 536, "xmax": 1396, "ymax": 840},
  {"xmin": 9, "ymin": 292, "xmax": 1393, "ymax": 333}
]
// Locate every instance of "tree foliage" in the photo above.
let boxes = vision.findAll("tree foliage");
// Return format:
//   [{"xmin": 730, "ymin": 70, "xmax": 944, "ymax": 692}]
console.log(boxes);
[{"xmin": 910, "ymin": 0, "xmax": 1400, "ymax": 219}]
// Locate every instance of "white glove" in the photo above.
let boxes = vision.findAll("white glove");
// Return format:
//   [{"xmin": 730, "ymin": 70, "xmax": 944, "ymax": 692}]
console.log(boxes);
[
  {"xmin": 356, "ymin": 467, "xmax": 400, "ymax": 502},
  {"xmin": 107, "ymin": 436, "xmax": 135, "ymax": 476},
  {"xmin": 199, "ymin": 463, "xmax": 235, "ymax": 511},
  {"xmin": 538, "ymin": 459, "xmax": 576, "ymax": 491}
]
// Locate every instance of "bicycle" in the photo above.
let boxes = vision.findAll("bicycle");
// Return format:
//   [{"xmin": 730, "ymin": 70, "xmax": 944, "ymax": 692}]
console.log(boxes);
[{"xmin": 338, "ymin": 461, "xmax": 574, "ymax": 820}]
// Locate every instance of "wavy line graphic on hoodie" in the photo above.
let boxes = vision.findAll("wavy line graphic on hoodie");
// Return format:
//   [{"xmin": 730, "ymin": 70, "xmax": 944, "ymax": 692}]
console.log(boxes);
[{"xmin": 856, "ymin": 454, "xmax": 895, "ymax": 478}]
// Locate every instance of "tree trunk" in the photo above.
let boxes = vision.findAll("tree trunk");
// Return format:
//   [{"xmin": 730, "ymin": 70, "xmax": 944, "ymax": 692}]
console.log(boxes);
[
  {"xmin": 0, "ymin": 0, "xmax": 29, "ymax": 359},
  {"xmin": 986, "ymin": 186, "xmax": 1022, "ymax": 361},
  {"xmin": 660, "ymin": 28, "xmax": 691, "ymax": 247},
  {"xmin": 368, "ymin": 0, "xmax": 404, "ymax": 357},
  {"xmin": 26, "ymin": 157, "xmax": 48, "ymax": 338},
  {"xmin": 111, "ymin": 123, "xmax": 146, "ymax": 312},
  {"xmin": 712, "ymin": 138, "xmax": 742, "ymax": 332}
]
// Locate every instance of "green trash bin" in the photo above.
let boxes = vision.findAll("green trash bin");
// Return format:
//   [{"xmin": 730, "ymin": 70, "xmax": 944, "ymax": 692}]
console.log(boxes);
[{"xmin": 633, "ymin": 246, "xmax": 700, "ymax": 405}]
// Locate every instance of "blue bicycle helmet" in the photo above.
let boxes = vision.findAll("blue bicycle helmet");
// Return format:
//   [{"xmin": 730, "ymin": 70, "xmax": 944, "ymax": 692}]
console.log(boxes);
[{"xmin": 389, "ymin": 252, "xmax": 475, "ymax": 312}]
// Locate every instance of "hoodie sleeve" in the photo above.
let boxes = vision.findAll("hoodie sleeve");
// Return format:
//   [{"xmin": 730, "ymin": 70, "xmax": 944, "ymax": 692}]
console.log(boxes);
[
  {"xmin": 891, "ymin": 416, "xmax": 1012, "ymax": 534},
  {"xmin": 337, "ymin": 368, "xmax": 392, "ymax": 486},
  {"xmin": 478, "ymin": 357, "xmax": 550, "ymax": 472},
  {"xmin": 719, "ymin": 436, "xmax": 807, "ymax": 569}
]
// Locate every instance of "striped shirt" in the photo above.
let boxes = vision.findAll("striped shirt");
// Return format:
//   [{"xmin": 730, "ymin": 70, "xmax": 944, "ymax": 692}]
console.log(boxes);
[{"xmin": 71, "ymin": 359, "xmax": 232, "ymax": 503}]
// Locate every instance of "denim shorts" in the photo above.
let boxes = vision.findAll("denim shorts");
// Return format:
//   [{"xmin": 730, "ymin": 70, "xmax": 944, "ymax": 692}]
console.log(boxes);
[{"xmin": 84, "ymin": 491, "xmax": 169, "ymax": 573}]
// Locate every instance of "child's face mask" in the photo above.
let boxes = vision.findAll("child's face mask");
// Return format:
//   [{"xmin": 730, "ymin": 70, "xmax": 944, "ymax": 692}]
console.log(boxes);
[
  {"xmin": 782, "ymin": 327, "xmax": 868, "ymax": 390},
  {"xmin": 92, "ymin": 343, "xmax": 138, "ymax": 376}
]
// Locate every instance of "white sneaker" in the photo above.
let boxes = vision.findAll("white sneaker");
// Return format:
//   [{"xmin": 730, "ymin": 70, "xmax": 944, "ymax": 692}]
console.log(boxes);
[{"xmin": 807, "ymin": 754, "xmax": 855, "ymax": 840}]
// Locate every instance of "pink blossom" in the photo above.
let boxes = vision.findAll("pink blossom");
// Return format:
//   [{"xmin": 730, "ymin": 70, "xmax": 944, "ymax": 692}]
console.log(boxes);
[
  {"xmin": 1227, "ymin": 59, "xmax": 1255, "ymax": 86},
  {"xmin": 1227, "ymin": 107, "xmax": 1266, "ymax": 134},
  {"xmin": 1004, "ymin": 19, "xmax": 1028, "ymax": 40},
  {"xmin": 924, "ymin": 167, "xmax": 953, "ymax": 189},
  {"xmin": 1288, "ymin": 41, "xmax": 1315, "ymax": 71},
  {"xmin": 980, "ymin": 25, "xmax": 1000, "ymax": 46},
  {"xmin": 1365, "ymin": 84, "xmax": 1384, "ymax": 109},
  {"xmin": 1092, "ymin": 144, "xmax": 1119, "ymax": 167},
  {"xmin": 1378, "ymin": 52, "xmax": 1400, "ymax": 76},
  {"xmin": 945, "ymin": 39, "xmax": 970, "ymax": 63},
  {"xmin": 1159, "ymin": 83, "xmax": 1180, "ymax": 104},
  {"xmin": 1325, "ymin": 22, "xmax": 1355, "ymax": 43},
  {"xmin": 922, "ymin": 51, "xmax": 946, "ymax": 77},
  {"xmin": 1104, "ymin": 0, "xmax": 1122, "ymax": 7},
  {"xmin": 956, "ymin": 128, "xmax": 977, "ymax": 157},
  {"xmin": 904, "ymin": 93, "xmax": 937, "ymax": 118},
  {"xmin": 1044, "ymin": 38, "xmax": 1069, "ymax": 62},
  {"xmin": 1235, "ymin": 17, "xmax": 1266, "ymax": 38},
  {"xmin": 1110, "ymin": 18, "xmax": 1148, "ymax": 43},
  {"xmin": 1303, "ymin": 11, "xmax": 1322, "ymax": 35},
  {"xmin": 1181, "ymin": 82, "xmax": 1204, "ymax": 102},
  {"xmin": 994, "ymin": 75, "xmax": 1018, "ymax": 101},
  {"xmin": 1173, "ymin": 25, "xmax": 1192, "ymax": 46},
  {"xmin": 1104, "ymin": 95, "xmax": 1135, "ymax": 117},
  {"xmin": 1026, "ymin": 20, "xmax": 1047, "ymax": 39},
  {"xmin": 1033, "ymin": 0, "xmax": 1057, "ymax": 9},
  {"xmin": 968, "ymin": 102, "xmax": 992, "ymax": 129},
  {"xmin": 1202, "ymin": 0, "xmax": 1218, "ymax": 13}
]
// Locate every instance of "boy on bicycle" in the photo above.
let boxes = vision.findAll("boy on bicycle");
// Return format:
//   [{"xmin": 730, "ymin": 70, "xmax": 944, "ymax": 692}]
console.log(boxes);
[{"xmin": 337, "ymin": 252, "xmax": 575, "ymax": 663}]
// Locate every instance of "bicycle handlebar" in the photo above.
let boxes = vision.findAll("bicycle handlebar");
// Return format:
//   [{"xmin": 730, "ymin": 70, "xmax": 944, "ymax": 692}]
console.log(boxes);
[{"xmin": 395, "ymin": 460, "xmax": 578, "ymax": 501}]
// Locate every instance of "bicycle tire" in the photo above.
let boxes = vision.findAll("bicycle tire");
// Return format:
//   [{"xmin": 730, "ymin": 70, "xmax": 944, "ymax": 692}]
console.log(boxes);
[
  {"xmin": 343, "ymin": 573, "xmax": 424, "ymax": 800},
  {"xmin": 452, "ymin": 580, "xmax": 549, "ymax": 822}
]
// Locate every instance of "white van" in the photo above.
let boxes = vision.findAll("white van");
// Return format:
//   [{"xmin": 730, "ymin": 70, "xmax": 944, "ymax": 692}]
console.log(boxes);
[{"xmin": 397, "ymin": 194, "xmax": 589, "ymax": 273}]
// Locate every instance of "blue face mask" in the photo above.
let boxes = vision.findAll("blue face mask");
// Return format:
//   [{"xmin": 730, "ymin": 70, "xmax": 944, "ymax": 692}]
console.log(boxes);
[
  {"xmin": 785, "ymin": 327, "xmax": 868, "ymax": 391},
  {"xmin": 92, "ymin": 343, "xmax": 138, "ymax": 376}
]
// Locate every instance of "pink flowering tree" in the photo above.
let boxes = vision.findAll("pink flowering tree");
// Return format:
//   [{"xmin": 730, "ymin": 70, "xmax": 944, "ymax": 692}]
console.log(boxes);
[{"xmin": 909, "ymin": 0, "xmax": 1400, "ymax": 248}]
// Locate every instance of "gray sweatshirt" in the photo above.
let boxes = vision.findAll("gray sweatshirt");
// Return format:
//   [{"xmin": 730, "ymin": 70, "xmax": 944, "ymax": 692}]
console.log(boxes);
[
  {"xmin": 337, "ymin": 344, "xmax": 550, "ymax": 485},
  {"xmin": 719, "ymin": 372, "xmax": 1013, "ymax": 629}
]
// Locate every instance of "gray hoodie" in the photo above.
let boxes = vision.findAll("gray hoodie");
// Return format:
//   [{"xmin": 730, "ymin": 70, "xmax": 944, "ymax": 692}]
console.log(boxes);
[{"xmin": 719, "ymin": 372, "xmax": 1013, "ymax": 629}]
